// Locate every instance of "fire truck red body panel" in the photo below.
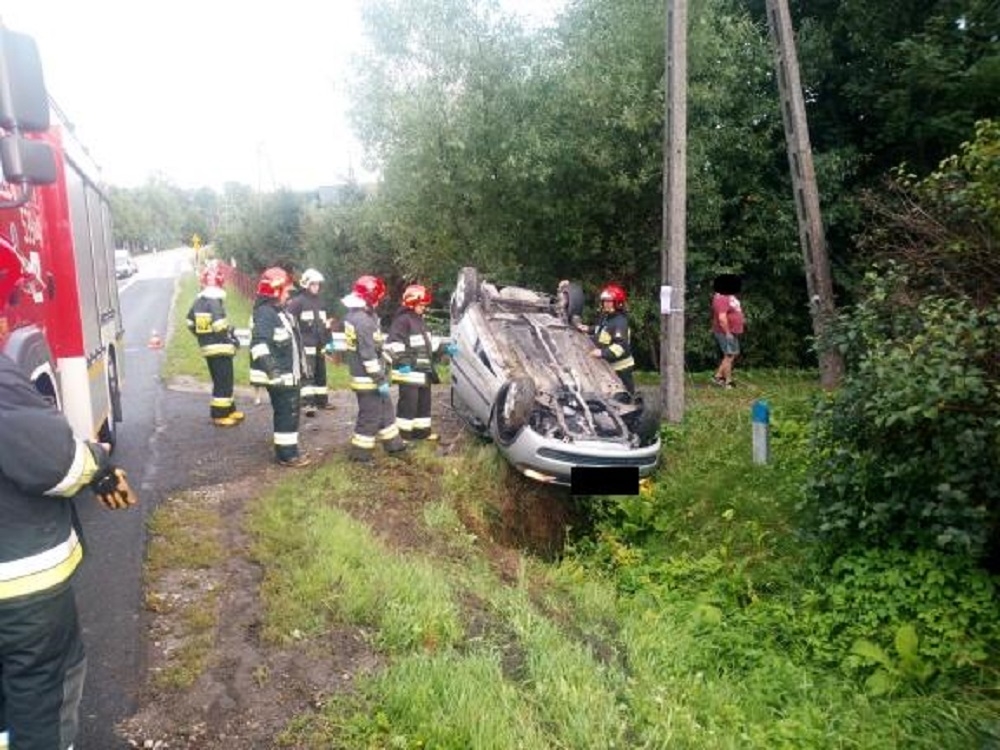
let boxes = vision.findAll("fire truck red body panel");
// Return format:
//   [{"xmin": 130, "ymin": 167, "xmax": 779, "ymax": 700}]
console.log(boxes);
[{"xmin": 0, "ymin": 122, "xmax": 125, "ymax": 443}]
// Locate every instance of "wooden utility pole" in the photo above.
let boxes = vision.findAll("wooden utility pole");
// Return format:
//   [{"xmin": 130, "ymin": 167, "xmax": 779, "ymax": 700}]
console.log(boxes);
[
  {"xmin": 765, "ymin": 0, "xmax": 844, "ymax": 388},
  {"xmin": 661, "ymin": 0, "xmax": 688, "ymax": 423}
]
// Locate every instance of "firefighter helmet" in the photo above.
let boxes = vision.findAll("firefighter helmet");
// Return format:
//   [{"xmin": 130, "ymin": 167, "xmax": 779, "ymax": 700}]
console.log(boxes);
[
  {"xmin": 257, "ymin": 267, "xmax": 292, "ymax": 298},
  {"xmin": 352, "ymin": 275, "xmax": 386, "ymax": 307},
  {"xmin": 599, "ymin": 283, "xmax": 627, "ymax": 309},
  {"xmin": 300, "ymin": 268, "xmax": 324, "ymax": 288},
  {"xmin": 200, "ymin": 262, "xmax": 225, "ymax": 288},
  {"xmin": 402, "ymin": 284, "xmax": 432, "ymax": 309}
]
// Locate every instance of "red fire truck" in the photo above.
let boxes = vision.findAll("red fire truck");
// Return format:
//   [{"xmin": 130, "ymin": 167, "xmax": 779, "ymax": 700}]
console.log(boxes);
[{"xmin": 0, "ymin": 26, "xmax": 124, "ymax": 445}]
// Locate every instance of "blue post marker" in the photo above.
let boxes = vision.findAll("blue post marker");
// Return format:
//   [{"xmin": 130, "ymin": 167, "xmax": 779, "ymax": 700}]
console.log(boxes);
[{"xmin": 752, "ymin": 399, "xmax": 770, "ymax": 465}]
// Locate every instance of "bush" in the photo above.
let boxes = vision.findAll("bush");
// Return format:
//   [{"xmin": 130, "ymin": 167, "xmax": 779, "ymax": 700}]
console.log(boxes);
[
  {"xmin": 802, "ymin": 269, "xmax": 1000, "ymax": 559},
  {"xmin": 795, "ymin": 547, "xmax": 1000, "ymax": 691}
]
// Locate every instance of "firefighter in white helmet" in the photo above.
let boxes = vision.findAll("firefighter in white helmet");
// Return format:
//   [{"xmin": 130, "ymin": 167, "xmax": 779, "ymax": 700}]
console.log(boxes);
[
  {"xmin": 185, "ymin": 261, "xmax": 244, "ymax": 426},
  {"xmin": 285, "ymin": 268, "xmax": 334, "ymax": 416},
  {"xmin": 0, "ymin": 352, "xmax": 137, "ymax": 750}
]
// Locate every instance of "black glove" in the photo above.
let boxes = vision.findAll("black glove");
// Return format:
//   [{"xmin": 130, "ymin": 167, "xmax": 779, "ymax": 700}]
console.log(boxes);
[{"xmin": 90, "ymin": 467, "xmax": 139, "ymax": 510}]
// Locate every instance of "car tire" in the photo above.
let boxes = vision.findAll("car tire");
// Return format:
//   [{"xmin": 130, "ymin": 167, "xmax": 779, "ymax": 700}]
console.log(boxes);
[
  {"xmin": 492, "ymin": 375, "xmax": 536, "ymax": 445},
  {"xmin": 560, "ymin": 281, "xmax": 585, "ymax": 323},
  {"xmin": 450, "ymin": 267, "xmax": 479, "ymax": 322},
  {"xmin": 632, "ymin": 392, "xmax": 661, "ymax": 447}
]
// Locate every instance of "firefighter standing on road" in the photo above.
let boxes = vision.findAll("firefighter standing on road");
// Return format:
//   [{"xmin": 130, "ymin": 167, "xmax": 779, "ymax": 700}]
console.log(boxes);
[
  {"xmin": 386, "ymin": 284, "xmax": 440, "ymax": 441},
  {"xmin": 285, "ymin": 268, "xmax": 334, "ymax": 416},
  {"xmin": 343, "ymin": 275, "xmax": 407, "ymax": 462},
  {"xmin": 580, "ymin": 283, "xmax": 636, "ymax": 396},
  {"xmin": 249, "ymin": 267, "xmax": 311, "ymax": 468},
  {"xmin": 185, "ymin": 261, "xmax": 244, "ymax": 427},
  {"xmin": 0, "ymin": 352, "xmax": 137, "ymax": 750}
]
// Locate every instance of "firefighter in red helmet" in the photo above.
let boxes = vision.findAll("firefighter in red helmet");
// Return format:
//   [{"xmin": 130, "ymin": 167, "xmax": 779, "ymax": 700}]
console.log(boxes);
[
  {"xmin": 185, "ymin": 261, "xmax": 244, "ymax": 426},
  {"xmin": 386, "ymin": 283, "xmax": 438, "ymax": 441},
  {"xmin": 342, "ymin": 275, "xmax": 407, "ymax": 461},
  {"xmin": 249, "ymin": 267, "xmax": 311, "ymax": 467},
  {"xmin": 579, "ymin": 282, "xmax": 636, "ymax": 396}
]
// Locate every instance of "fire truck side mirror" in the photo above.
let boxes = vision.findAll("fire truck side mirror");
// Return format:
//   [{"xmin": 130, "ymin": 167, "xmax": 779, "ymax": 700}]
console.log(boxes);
[
  {"xmin": 0, "ymin": 134, "xmax": 56, "ymax": 185},
  {"xmin": 0, "ymin": 29, "xmax": 50, "ymax": 133}
]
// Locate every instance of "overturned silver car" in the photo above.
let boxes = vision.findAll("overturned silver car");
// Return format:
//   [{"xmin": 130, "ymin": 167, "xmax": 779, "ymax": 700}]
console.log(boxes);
[{"xmin": 448, "ymin": 267, "xmax": 661, "ymax": 487}]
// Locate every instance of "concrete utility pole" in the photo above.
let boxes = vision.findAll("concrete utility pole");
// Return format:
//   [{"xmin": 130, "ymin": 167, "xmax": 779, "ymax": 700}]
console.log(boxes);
[
  {"xmin": 661, "ymin": 0, "xmax": 689, "ymax": 423},
  {"xmin": 765, "ymin": 0, "xmax": 844, "ymax": 388}
]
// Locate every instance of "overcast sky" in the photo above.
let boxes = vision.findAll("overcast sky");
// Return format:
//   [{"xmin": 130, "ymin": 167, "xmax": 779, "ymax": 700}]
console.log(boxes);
[{"xmin": 2, "ymin": 0, "xmax": 562, "ymax": 192}]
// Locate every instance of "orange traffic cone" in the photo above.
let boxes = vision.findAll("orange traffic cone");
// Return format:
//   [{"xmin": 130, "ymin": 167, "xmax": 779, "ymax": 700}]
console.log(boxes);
[{"xmin": 147, "ymin": 330, "xmax": 164, "ymax": 349}]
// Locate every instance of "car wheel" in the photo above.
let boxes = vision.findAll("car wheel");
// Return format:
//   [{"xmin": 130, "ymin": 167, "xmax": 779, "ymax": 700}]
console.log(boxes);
[
  {"xmin": 631, "ymin": 392, "xmax": 661, "ymax": 446},
  {"xmin": 450, "ymin": 267, "xmax": 480, "ymax": 322},
  {"xmin": 560, "ymin": 281, "xmax": 585, "ymax": 324},
  {"xmin": 492, "ymin": 375, "xmax": 536, "ymax": 446}
]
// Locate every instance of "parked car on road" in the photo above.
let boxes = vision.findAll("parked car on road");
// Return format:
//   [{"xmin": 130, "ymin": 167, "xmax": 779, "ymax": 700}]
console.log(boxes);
[
  {"xmin": 114, "ymin": 249, "xmax": 138, "ymax": 279},
  {"xmin": 448, "ymin": 267, "xmax": 661, "ymax": 486}
]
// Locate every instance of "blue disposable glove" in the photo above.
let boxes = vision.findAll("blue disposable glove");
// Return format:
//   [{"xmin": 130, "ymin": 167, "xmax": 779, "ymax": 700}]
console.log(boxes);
[
  {"xmin": 397, "ymin": 364, "xmax": 412, "ymax": 374},
  {"xmin": 377, "ymin": 382, "xmax": 390, "ymax": 397},
  {"xmin": 444, "ymin": 342, "xmax": 459, "ymax": 357},
  {"xmin": 324, "ymin": 341, "xmax": 335, "ymax": 355}
]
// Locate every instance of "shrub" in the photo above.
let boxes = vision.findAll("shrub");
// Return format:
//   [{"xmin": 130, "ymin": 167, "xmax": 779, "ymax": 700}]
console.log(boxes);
[{"xmin": 802, "ymin": 269, "xmax": 1000, "ymax": 559}]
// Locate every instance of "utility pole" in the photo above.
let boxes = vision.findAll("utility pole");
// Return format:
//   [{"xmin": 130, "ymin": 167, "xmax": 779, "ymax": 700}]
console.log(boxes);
[
  {"xmin": 765, "ymin": 0, "xmax": 844, "ymax": 388},
  {"xmin": 661, "ymin": 0, "xmax": 689, "ymax": 423}
]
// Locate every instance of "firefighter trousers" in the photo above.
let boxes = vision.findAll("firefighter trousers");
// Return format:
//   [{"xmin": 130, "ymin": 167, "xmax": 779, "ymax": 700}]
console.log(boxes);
[
  {"xmin": 396, "ymin": 383, "xmax": 432, "ymax": 439},
  {"xmin": 205, "ymin": 354, "xmax": 236, "ymax": 419},
  {"xmin": 0, "ymin": 586, "xmax": 86, "ymax": 750},
  {"xmin": 350, "ymin": 390, "xmax": 405, "ymax": 459},
  {"xmin": 267, "ymin": 385, "xmax": 302, "ymax": 462},
  {"xmin": 300, "ymin": 353, "xmax": 329, "ymax": 408}
]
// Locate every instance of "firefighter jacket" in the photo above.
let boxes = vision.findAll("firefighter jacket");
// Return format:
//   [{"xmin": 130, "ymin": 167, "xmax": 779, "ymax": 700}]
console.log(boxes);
[
  {"xmin": 386, "ymin": 308, "xmax": 436, "ymax": 386},
  {"xmin": 0, "ymin": 354, "xmax": 110, "ymax": 608},
  {"xmin": 344, "ymin": 306, "xmax": 389, "ymax": 391},
  {"xmin": 249, "ymin": 297, "xmax": 305, "ymax": 387},
  {"xmin": 186, "ymin": 287, "xmax": 237, "ymax": 357},
  {"xmin": 591, "ymin": 310, "xmax": 635, "ymax": 373},
  {"xmin": 285, "ymin": 289, "xmax": 329, "ymax": 356}
]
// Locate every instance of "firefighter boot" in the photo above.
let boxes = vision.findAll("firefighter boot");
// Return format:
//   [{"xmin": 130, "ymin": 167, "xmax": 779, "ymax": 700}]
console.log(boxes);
[
  {"xmin": 349, "ymin": 445, "xmax": 373, "ymax": 463},
  {"xmin": 213, "ymin": 415, "xmax": 240, "ymax": 427}
]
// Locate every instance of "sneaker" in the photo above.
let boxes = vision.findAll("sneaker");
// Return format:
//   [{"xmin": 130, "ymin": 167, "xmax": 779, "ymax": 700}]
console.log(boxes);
[
  {"xmin": 213, "ymin": 416, "xmax": 240, "ymax": 427},
  {"xmin": 710, "ymin": 376, "xmax": 727, "ymax": 388},
  {"xmin": 278, "ymin": 455, "xmax": 312, "ymax": 468}
]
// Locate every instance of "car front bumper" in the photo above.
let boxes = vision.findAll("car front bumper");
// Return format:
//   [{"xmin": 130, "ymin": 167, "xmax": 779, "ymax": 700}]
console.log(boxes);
[{"xmin": 501, "ymin": 427, "xmax": 661, "ymax": 486}]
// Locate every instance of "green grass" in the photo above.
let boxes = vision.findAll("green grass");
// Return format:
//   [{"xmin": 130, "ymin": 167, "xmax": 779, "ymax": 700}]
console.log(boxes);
[{"xmin": 237, "ymin": 369, "xmax": 1000, "ymax": 748}]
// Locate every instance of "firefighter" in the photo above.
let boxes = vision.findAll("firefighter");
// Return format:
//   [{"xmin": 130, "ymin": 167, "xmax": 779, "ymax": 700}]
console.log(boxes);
[
  {"xmin": 0, "ymin": 352, "xmax": 137, "ymax": 750},
  {"xmin": 285, "ymin": 268, "xmax": 334, "ymax": 416},
  {"xmin": 249, "ymin": 267, "xmax": 311, "ymax": 468},
  {"xmin": 342, "ymin": 275, "xmax": 407, "ymax": 462},
  {"xmin": 580, "ymin": 283, "xmax": 636, "ymax": 396},
  {"xmin": 386, "ymin": 283, "xmax": 439, "ymax": 441},
  {"xmin": 185, "ymin": 261, "xmax": 244, "ymax": 427}
]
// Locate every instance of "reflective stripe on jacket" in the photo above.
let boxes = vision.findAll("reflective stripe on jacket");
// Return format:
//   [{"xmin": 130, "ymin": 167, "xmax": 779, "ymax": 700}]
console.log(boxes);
[
  {"xmin": 386, "ymin": 308, "xmax": 434, "ymax": 385},
  {"xmin": 344, "ymin": 307, "xmax": 387, "ymax": 391},
  {"xmin": 186, "ymin": 288, "xmax": 236, "ymax": 357},
  {"xmin": 593, "ymin": 310, "xmax": 635, "ymax": 372},
  {"xmin": 286, "ymin": 290, "xmax": 329, "ymax": 348},
  {"xmin": 249, "ymin": 297, "xmax": 305, "ymax": 386},
  {"xmin": 0, "ymin": 354, "xmax": 109, "ymax": 605}
]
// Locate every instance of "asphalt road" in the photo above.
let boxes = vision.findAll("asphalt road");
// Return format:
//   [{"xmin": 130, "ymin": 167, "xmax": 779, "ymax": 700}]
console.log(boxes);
[{"xmin": 74, "ymin": 249, "xmax": 190, "ymax": 749}]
